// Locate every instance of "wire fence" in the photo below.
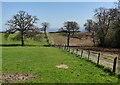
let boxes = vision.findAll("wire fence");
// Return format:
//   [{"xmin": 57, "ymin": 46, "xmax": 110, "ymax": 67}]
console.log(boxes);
[{"xmin": 53, "ymin": 44, "xmax": 119, "ymax": 76}]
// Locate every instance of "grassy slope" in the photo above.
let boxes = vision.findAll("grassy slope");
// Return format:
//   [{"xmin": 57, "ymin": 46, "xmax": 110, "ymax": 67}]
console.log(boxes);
[
  {"xmin": 3, "ymin": 47, "xmax": 118, "ymax": 83},
  {"xmin": 2, "ymin": 33, "xmax": 118, "ymax": 83},
  {"xmin": 1, "ymin": 33, "xmax": 48, "ymax": 46}
]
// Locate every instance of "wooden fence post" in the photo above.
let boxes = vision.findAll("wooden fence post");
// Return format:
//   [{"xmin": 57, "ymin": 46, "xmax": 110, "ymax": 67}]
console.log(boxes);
[
  {"xmin": 118, "ymin": 54, "xmax": 120, "ymax": 79},
  {"xmin": 65, "ymin": 45, "xmax": 66, "ymax": 50},
  {"xmin": 113, "ymin": 57, "xmax": 117, "ymax": 74},
  {"xmin": 88, "ymin": 51, "xmax": 90, "ymax": 60},
  {"xmin": 81, "ymin": 50, "xmax": 83, "ymax": 58},
  {"xmin": 65, "ymin": 45, "xmax": 67, "ymax": 50},
  {"xmin": 72, "ymin": 48, "xmax": 74, "ymax": 54},
  {"xmin": 97, "ymin": 53, "xmax": 100, "ymax": 65},
  {"xmin": 68, "ymin": 47, "xmax": 70, "ymax": 52},
  {"xmin": 67, "ymin": 46, "xmax": 68, "ymax": 51},
  {"xmin": 70, "ymin": 47, "xmax": 71, "ymax": 52},
  {"xmin": 66, "ymin": 46, "xmax": 68, "ymax": 51},
  {"xmin": 67, "ymin": 46, "xmax": 69, "ymax": 51},
  {"xmin": 76, "ymin": 49, "xmax": 78, "ymax": 54},
  {"xmin": 76, "ymin": 49, "xmax": 79, "ymax": 57},
  {"xmin": 73, "ymin": 49, "xmax": 75, "ymax": 54},
  {"xmin": 70, "ymin": 48, "xmax": 72, "ymax": 53},
  {"xmin": 63, "ymin": 45, "xmax": 64, "ymax": 49},
  {"xmin": 75, "ymin": 49, "xmax": 77, "ymax": 55},
  {"xmin": 71, "ymin": 48, "xmax": 73, "ymax": 53},
  {"xmin": 67, "ymin": 47, "xmax": 69, "ymax": 51}
]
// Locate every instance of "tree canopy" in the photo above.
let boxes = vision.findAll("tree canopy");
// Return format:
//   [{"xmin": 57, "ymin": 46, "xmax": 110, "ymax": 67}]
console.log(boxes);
[
  {"xmin": 41, "ymin": 22, "xmax": 49, "ymax": 38},
  {"xmin": 5, "ymin": 11, "xmax": 39, "ymax": 46},
  {"xmin": 59, "ymin": 21, "xmax": 80, "ymax": 47}
]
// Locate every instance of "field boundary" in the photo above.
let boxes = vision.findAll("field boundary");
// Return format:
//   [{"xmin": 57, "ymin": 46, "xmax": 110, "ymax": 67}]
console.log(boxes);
[{"xmin": 52, "ymin": 44, "xmax": 119, "ymax": 77}]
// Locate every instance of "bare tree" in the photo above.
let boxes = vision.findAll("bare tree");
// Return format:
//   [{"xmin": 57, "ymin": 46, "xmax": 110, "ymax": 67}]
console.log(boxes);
[
  {"xmin": 59, "ymin": 21, "xmax": 80, "ymax": 47},
  {"xmin": 94, "ymin": 7, "xmax": 111, "ymax": 46},
  {"xmin": 84, "ymin": 19, "xmax": 94, "ymax": 32},
  {"xmin": 41, "ymin": 22, "xmax": 49, "ymax": 38},
  {"xmin": 84, "ymin": 19, "xmax": 97, "ymax": 46},
  {"xmin": 109, "ymin": 7, "xmax": 120, "ymax": 47},
  {"xmin": 94, "ymin": 5, "xmax": 120, "ymax": 47},
  {"xmin": 84, "ymin": 1, "xmax": 120, "ymax": 48},
  {"xmin": 5, "ymin": 11, "xmax": 38, "ymax": 46}
]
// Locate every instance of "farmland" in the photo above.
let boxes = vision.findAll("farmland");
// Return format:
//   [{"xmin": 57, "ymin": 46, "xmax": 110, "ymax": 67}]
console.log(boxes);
[
  {"xmin": 1, "ymin": 1, "xmax": 120, "ymax": 84},
  {"xmin": 49, "ymin": 32, "xmax": 94, "ymax": 46},
  {"xmin": 1, "ymin": 33, "xmax": 48, "ymax": 46},
  {"xmin": 1, "ymin": 33, "xmax": 119, "ymax": 83},
  {"xmin": 49, "ymin": 32, "xmax": 120, "ymax": 54},
  {"xmin": 49, "ymin": 32, "xmax": 120, "ymax": 74}
]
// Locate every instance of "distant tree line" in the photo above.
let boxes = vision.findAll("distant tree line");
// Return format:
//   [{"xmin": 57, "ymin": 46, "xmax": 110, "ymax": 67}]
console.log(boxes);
[
  {"xmin": 5, "ymin": 1, "xmax": 120, "ymax": 48},
  {"xmin": 84, "ymin": 1, "xmax": 120, "ymax": 48}
]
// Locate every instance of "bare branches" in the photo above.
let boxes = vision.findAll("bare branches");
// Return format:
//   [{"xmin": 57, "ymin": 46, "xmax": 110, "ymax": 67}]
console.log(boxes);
[
  {"xmin": 84, "ymin": 19, "xmax": 96, "ymax": 32},
  {"xmin": 41, "ymin": 22, "xmax": 49, "ymax": 31},
  {"xmin": 62, "ymin": 21, "xmax": 79, "ymax": 33},
  {"xmin": 5, "ymin": 10, "xmax": 39, "ymax": 46},
  {"xmin": 59, "ymin": 21, "xmax": 80, "ymax": 47},
  {"xmin": 91, "ymin": 3, "xmax": 120, "ymax": 47},
  {"xmin": 6, "ymin": 11, "xmax": 39, "ymax": 33},
  {"xmin": 41, "ymin": 22, "xmax": 49, "ymax": 38}
]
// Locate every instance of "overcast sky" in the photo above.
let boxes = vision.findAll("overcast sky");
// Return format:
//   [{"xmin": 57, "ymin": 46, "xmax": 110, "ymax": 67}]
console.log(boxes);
[{"xmin": 1, "ymin": 2, "xmax": 116, "ymax": 32}]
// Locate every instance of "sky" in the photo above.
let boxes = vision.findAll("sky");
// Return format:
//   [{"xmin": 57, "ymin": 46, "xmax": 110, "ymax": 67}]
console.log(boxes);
[
  {"xmin": 1, "ymin": 0, "xmax": 117, "ymax": 2},
  {"xmin": 1, "ymin": 2, "xmax": 116, "ymax": 32}
]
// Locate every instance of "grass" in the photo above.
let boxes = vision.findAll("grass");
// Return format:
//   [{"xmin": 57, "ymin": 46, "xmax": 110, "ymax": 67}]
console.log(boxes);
[
  {"xmin": 2, "ymin": 47, "xmax": 118, "ymax": 83},
  {"xmin": 1, "ymin": 33, "xmax": 48, "ymax": 46},
  {"xmin": 1, "ymin": 33, "xmax": 118, "ymax": 83}
]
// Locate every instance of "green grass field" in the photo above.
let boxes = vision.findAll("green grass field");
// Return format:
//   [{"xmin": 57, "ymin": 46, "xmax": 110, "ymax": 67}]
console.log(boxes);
[
  {"xmin": 2, "ymin": 47, "xmax": 118, "ymax": 83},
  {"xmin": 1, "ymin": 33, "xmax": 118, "ymax": 83},
  {"xmin": 1, "ymin": 33, "xmax": 48, "ymax": 46}
]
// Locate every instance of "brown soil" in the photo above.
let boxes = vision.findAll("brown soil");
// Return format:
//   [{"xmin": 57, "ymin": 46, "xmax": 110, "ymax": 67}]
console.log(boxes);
[
  {"xmin": 2, "ymin": 73, "xmax": 35, "ymax": 83},
  {"xmin": 71, "ymin": 46, "xmax": 120, "ymax": 54},
  {"xmin": 49, "ymin": 33, "xmax": 120, "ymax": 54}
]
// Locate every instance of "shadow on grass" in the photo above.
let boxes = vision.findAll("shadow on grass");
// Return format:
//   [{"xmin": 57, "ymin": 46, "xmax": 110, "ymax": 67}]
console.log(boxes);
[
  {"xmin": 1, "ymin": 83, "xmax": 118, "ymax": 85},
  {"xmin": 0, "ymin": 44, "xmax": 42, "ymax": 47},
  {"xmin": 73, "ymin": 55, "xmax": 117, "ymax": 77},
  {"xmin": 43, "ymin": 44, "xmax": 55, "ymax": 47},
  {"xmin": 0, "ymin": 44, "xmax": 21, "ymax": 47}
]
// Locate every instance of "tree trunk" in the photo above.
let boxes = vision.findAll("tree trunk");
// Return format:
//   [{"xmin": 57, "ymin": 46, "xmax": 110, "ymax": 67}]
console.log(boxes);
[
  {"xmin": 67, "ymin": 33, "xmax": 70, "ymax": 47},
  {"xmin": 100, "ymin": 37, "xmax": 105, "ymax": 47},
  {"xmin": 21, "ymin": 31, "xmax": 24, "ymax": 46},
  {"xmin": 45, "ymin": 32, "xmax": 47, "ymax": 38},
  {"xmin": 92, "ymin": 32, "xmax": 96, "ymax": 46},
  {"xmin": 44, "ymin": 28, "xmax": 47, "ymax": 38}
]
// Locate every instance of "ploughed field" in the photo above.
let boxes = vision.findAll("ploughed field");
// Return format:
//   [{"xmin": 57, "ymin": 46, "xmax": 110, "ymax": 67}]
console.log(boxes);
[
  {"xmin": 49, "ymin": 32, "xmax": 94, "ymax": 46},
  {"xmin": 49, "ymin": 33, "xmax": 120, "ymax": 54}
]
